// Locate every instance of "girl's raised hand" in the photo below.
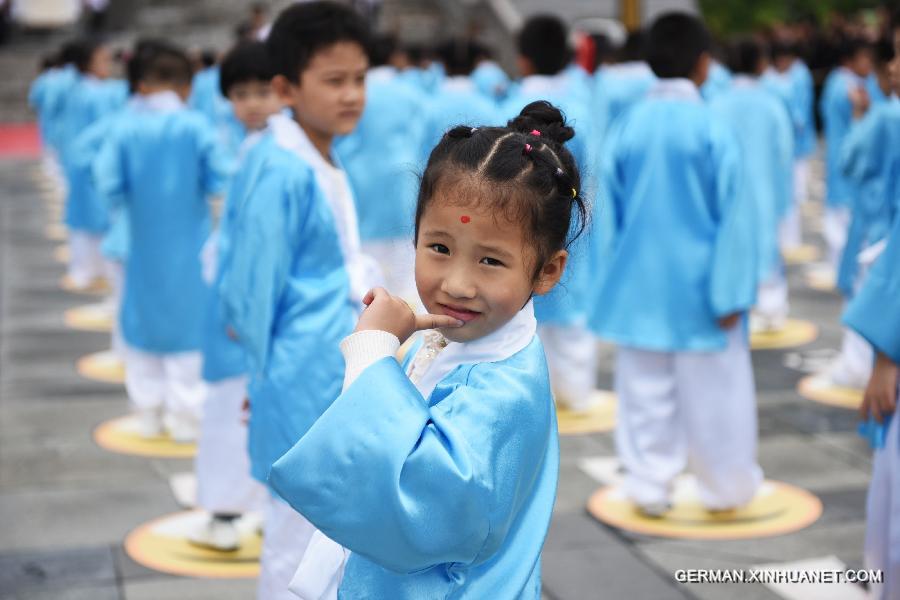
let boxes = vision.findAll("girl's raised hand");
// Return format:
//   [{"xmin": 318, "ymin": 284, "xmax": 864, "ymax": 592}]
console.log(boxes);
[{"xmin": 355, "ymin": 287, "xmax": 464, "ymax": 344}]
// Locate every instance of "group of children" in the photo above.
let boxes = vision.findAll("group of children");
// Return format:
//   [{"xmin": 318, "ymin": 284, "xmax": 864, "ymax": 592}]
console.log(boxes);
[{"xmin": 26, "ymin": 3, "xmax": 900, "ymax": 598}]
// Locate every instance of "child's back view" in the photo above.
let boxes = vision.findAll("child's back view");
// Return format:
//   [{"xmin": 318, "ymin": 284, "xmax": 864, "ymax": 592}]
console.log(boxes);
[
  {"xmin": 94, "ymin": 46, "xmax": 228, "ymax": 441},
  {"xmin": 591, "ymin": 13, "xmax": 762, "ymax": 515}
]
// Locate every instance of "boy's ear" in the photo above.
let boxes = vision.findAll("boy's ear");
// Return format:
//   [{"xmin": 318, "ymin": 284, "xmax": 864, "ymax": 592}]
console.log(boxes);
[
  {"xmin": 271, "ymin": 74, "xmax": 296, "ymax": 103},
  {"xmin": 532, "ymin": 250, "xmax": 567, "ymax": 296},
  {"xmin": 692, "ymin": 51, "xmax": 712, "ymax": 87}
]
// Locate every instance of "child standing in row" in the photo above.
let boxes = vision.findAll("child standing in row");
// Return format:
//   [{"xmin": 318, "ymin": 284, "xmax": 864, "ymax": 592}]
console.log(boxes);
[
  {"xmin": 270, "ymin": 101, "xmax": 580, "ymax": 600},
  {"xmin": 94, "ymin": 47, "xmax": 229, "ymax": 442},
  {"xmin": 591, "ymin": 13, "xmax": 762, "ymax": 516},
  {"xmin": 190, "ymin": 41, "xmax": 281, "ymax": 552},
  {"xmin": 216, "ymin": 3, "xmax": 367, "ymax": 597}
]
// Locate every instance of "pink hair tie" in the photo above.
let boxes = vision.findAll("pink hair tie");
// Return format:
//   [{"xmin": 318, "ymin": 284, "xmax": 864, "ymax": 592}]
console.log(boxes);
[
  {"xmin": 529, "ymin": 129, "xmax": 541, "ymax": 136},
  {"xmin": 523, "ymin": 143, "xmax": 533, "ymax": 155}
]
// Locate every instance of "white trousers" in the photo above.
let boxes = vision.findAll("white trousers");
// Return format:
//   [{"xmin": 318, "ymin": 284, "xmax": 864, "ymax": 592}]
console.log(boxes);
[
  {"xmin": 539, "ymin": 324, "xmax": 597, "ymax": 411},
  {"xmin": 755, "ymin": 267, "xmax": 790, "ymax": 325},
  {"xmin": 615, "ymin": 325, "xmax": 763, "ymax": 509},
  {"xmin": 823, "ymin": 205, "xmax": 851, "ymax": 272},
  {"xmin": 833, "ymin": 253, "xmax": 877, "ymax": 389},
  {"xmin": 361, "ymin": 238, "xmax": 417, "ymax": 304},
  {"xmin": 195, "ymin": 375, "xmax": 267, "ymax": 515},
  {"xmin": 106, "ymin": 260, "xmax": 125, "ymax": 358},
  {"xmin": 124, "ymin": 348, "xmax": 205, "ymax": 437},
  {"xmin": 67, "ymin": 231, "xmax": 105, "ymax": 288},
  {"xmin": 865, "ymin": 396, "xmax": 900, "ymax": 600},
  {"xmin": 258, "ymin": 496, "xmax": 316, "ymax": 600},
  {"xmin": 793, "ymin": 158, "xmax": 810, "ymax": 205},
  {"xmin": 779, "ymin": 159, "xmax": 809, "ymax": 250}
]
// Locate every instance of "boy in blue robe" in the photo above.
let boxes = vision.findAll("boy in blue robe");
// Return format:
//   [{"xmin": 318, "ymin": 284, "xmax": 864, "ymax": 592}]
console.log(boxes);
[
  {"xmin": 93, "ymin": 46, "xmax": 229, "ymax": 443},
  {"xmin": 820, "ymin": 38, "xmax": 874, "ymax": 270},
  {"xmin": 503, "ymin": 14, "xmax": 601, "ymax": 412},
  {"xmin": 471, "ymin": 42, "xmax": 510, "ymax": 104},
  {"xmin": 191, "ymin": 40, "xmax": 281, "ymax": 553},
  {"xmin": 591, "ymin": 13, "xmax": 762, "ymax": 516},
  {"xmin": 216, "ymin": 3, "xmax": 365, "ymax": 597},
  {"xmin": 335, "ymin": 33, "xmax": 425, "ymax": 302},
  {"xmin": 269, "ymin": 101, "xmax": 579, "ymax": 600},
  {"xmin": 57, "ymin": 39, "xmax": 128, "ymax": 289},
  {"xmin": 189, "ymin": 57, "xmax": 247, "ymax": 164},
  {"xmin": 711, "ymin": 36, "xmax": 794, "ymax": 332}
]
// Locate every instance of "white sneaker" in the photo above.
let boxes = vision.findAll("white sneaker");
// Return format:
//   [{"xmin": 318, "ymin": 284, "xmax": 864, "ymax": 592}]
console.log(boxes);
[
  {"xmin": 188, "ymin": 516, "xmax": 240, "ymax": 552},
  {"xmin": 821, "ymin": 361, "xmax": 868, "ymax": 390},
  {"xmin": 135, "ymin": 409, "xmax": 164, "ymax": 439},
  {"xmin": 634, "ymin": 501, "xmax": 671, "ymax": 519},
  {"xmin": 165, "ymin": 414, "xmax": 198, "ymax": 444}
]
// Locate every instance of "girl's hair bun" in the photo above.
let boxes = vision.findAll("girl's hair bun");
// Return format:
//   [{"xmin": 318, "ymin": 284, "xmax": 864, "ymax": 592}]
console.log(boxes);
[{"xmin": 507, "ymin": 100, "xmax": 574, "ymax": 145}]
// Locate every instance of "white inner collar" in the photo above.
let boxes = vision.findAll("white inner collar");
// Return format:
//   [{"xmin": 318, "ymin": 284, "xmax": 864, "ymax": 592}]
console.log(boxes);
[
  {"xmin": 648, "ymin": 78, "xmax": 702, "ymax": 101},
  {"xmin": 409, "ymin": 299, "xmax": 538, "ymax": 400},
  {"xmin": 141, "ymin": 90, "xmax": 184, "ymax": 112}
]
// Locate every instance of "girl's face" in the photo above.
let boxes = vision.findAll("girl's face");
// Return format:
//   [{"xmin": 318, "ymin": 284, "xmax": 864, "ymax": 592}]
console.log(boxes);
[{"xmin": 414, "ymin": 182, "xmax": 567, "ymax": 343}]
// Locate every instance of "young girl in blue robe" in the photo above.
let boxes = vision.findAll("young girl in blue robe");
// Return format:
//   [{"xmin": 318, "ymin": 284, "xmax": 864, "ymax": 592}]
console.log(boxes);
[{"xmin": 269, "ymin": 101, "xmax": 582, "ymax": 600}]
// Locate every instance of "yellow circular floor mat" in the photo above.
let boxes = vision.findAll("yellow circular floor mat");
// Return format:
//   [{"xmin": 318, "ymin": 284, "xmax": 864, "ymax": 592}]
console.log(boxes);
[
  {"xmin": 797, "ymin": 374, "xmax": 863, "ymax": 410},
  {"xmin": 750, "ymin": 319, "xmax": 818, "ymax": 351},
  {"xmin": 557, "ymin": 390, "xmax": 617, "ymax": 435},
  {"xmin": 60, "ymin": 275, "xmax": 110, "ymax": 296},
  {"xmin": 64, "ymin": 303, "xmax": 114, "ymax": 333},
  {"xmin": 125, "ymin": 510, "xmax": 261, "ymax": 578},
  {"xmin": 782, "ymin": 245, "xmax": 820, "ymax": 265},
  {"xmin": 94, "ymin": 415, "xmax": 196, "ymax": 458},
  {"xmin": 77, "ymin": 350, "xmax": 125, "ymax": 384},
  {"xmin": 587, "ymin": 479, "xmax": 822, "ymax": 540}
]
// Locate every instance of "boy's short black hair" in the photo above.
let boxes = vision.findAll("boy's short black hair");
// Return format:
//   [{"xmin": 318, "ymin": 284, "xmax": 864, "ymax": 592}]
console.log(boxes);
[
  {"xmin": 370, "ymin": 34, "xmax": 397, "ymax": 68},
  {"xmin": 266, "ymin": 1, "xmax": 370, "ymax": 84},
  {"xmin": 438, "ymin": 39, "xmax": 478, "ymax": 76},
  {"xmin": 219, "ymin": 41, "xmax": 276, "ymax": 96},
  {"xmin": 839, "ymin": 37, "xmax": 873, "ymax": 63},
  {"xmin": 874, "ymin": 39, "xmax": 895, "ymax": 67},
  {"xmin": 727, "ymin": 36, "xmax": 765, "ymax": 76},
  {"xmin": 646, "ymin": 12, "xmax": 710, "ymax": 79},
  {"xmin": 142, "ymin": 45, "xmax": 193, "ymax": 87},
  {"xmin": 517, "ymin": 15, "xmax": 570, "ymax": 75},
  {"xmin": 619, "ymin": 30, "xmax": 646, "ymax": 63},
  {"xmin": 74, "ymin": 38, "xmax": 105, "ymax": 73},
  {"xmin": 127, "ymin": 38, "xmax": 175, "ymax": 93}
]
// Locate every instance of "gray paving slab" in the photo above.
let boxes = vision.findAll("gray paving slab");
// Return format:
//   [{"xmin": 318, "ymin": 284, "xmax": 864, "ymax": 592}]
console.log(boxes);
[
  {"xmin": 0, "ymin": 582, "xmax": 122, "ymax": 600},
  {"xmin": 0, "ymin": 545, "xmax": 117, "ymax": 593},
  {"xmin": 122, "ymin": 577, "xmax": 258, "ymax": 600}
]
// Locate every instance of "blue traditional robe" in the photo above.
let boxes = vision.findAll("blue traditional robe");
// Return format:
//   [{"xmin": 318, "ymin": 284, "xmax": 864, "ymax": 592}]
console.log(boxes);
[
  {"xmin": 336, "ymin": 66, "xmax": 426, "ymax": 243},
  {"xmin": 270, "ymin": 303, "xmax": 558, "ymax": 599},
  {"xmin": 189, "ymin": 65, "xmax": 246, "ymax": 164},
  {"xmin": 592, "ymin": 61, "xmax": 656, "ymax": 135},
  {"xmin": 590, "ymin": 79, "xmax": 756, "ymax": 351},
  {"xmin": 59, "ymin": 76, "xmax": 128, "ymax": 233},
  {"xmin": 419, "ymin": 76, "xmax": 500, "ymax": 159},
  {"xmin": 93, "ymin": 91, "xmax": 228, "ymax": 353},
  {"xmin": 821, "ymin": 67, "xmax": 866, "ymax": 208},
  {"xmin": 28, "ymin": 65, "xmax": 79, "ymax": 152},
  {"xmin": 837, "ymin": 96, "xmax": 900, "ymax": 295},
  {"xmin": 701, "ymin": 61, "xmax": 732, "ymax": 101},
  {"xmin": 789, "ymin": 60, "xmax": 817, "ymax": 158},
  {"xmin": 711, "ymin": 77, "xmax": 794, "ymax": 281},
  {"xmin": 471, "ymin": 60, "xmax": 510, "ymax": 104},
  {"xmin": 217, "ymin": 130, "xmax": 355, "ymax": 486}
]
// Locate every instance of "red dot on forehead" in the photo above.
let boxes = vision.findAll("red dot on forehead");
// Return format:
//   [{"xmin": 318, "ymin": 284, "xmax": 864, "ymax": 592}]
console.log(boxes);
[{"xmin": 460, "ymin": 215, "xmax": 471, "ymax": 224}]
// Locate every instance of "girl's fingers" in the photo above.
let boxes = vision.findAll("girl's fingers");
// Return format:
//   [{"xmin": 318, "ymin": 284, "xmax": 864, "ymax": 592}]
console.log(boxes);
[{"xmin": 414, "ymin": 313, "xmax": 465, "ymax": 331}]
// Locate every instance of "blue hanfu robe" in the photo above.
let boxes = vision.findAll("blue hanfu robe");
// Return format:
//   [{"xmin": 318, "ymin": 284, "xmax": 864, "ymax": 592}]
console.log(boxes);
[
  {"xmin": 93, "ymin": 91, "xmax": 228, "ymax": 353},
  {"xmin": 419, "ymin": 76, "xmax": 500, "ymax": 159},
  {"xmin": 590, "ymin": 79, "xmax": 757, "ymax": 351},
  {"xmin": 217, "ymin": 131, "xmax": 354, "ymax": 487},
  {"xmin": 471, "ymin": 60, "xmax": 510, "ymax": 104},
  {"xmin": 592, "ymin": 61, "xmax": 657, "ymax": 136},
  {"xmin": 28, "ymin": 65, "xmax": 80, "ymax": 153},
  {"xmin": 503, "ymin": 73, "xmax": 600, "ymax": 329},
  {"xmin": 336, "ymin": 66, "xmax": 426, "ymax": 243},
  {"xmin": 837, "ymin": 96, "xmax": 900, "ymax": 296},
  {"xmin": 701, "ymin": 61, "xmax": 732, "ymax": 101},
  {"xmin": 866, "ymin": 73, "xmax": 889, "ymax": 107},
  {"xmin": 821, "ymin": 67, "xmax": 866, "ymax": 208},
  {"xmin": 59, "ymin": 76, "xmax": 128, "ymax": 233},
  {"xmin": 788, "ymin": 61, "xmax": 818, "ymax": 158},
  {"xmin": 711, "ymin": 77, "xmax": 794, "ymax": 282},
  {"xmin": 269, "ymin": 304, "xmax": 558, "ymax": 599}
]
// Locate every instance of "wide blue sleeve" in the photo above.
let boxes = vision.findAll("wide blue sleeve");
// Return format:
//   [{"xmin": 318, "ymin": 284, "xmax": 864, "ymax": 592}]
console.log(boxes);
[
  {"xmin": 269, "ymin": 356, "xmax": 552, "ymax": 574},
  {"xmin": 843, "ymin": 214, "xmax": 900, "ymax": 363},
  {"xmin": 218, "ymin": 167, "xmax": 312, "ymax": 370},
  {"xmin": 92, "ymin": 130, "xmax": 128, "ymax": 210},
  {"xmin": 708, "ymin": 122, "xmax": 757, "ymax": 316},
  {"xmin": 841, "ymin": 109, "xmax": 890, "ymax": 221},
  {"xmin": 196, "ymin": 119, "xmax": 230, "ymax": 197}
]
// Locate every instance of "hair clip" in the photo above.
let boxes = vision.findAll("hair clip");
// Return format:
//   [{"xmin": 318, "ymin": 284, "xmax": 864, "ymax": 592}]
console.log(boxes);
[
  {"xmin": 530, "ymin": 129, "xmax": 541, "ymax": 136},
  {"xmin": 555, "ymin": 167, "xmax": 564, "ymax": 177},
  {"xmin": 523, "ymin": 143, "xmax": 533, "ymax": 155},
  {"xmin": 571, "ymin": 188, "xmax": 577, "ymax": 198},
  {"xmin": 470, "ymin": 127, "xmax": 478, "ymax": 134}
]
